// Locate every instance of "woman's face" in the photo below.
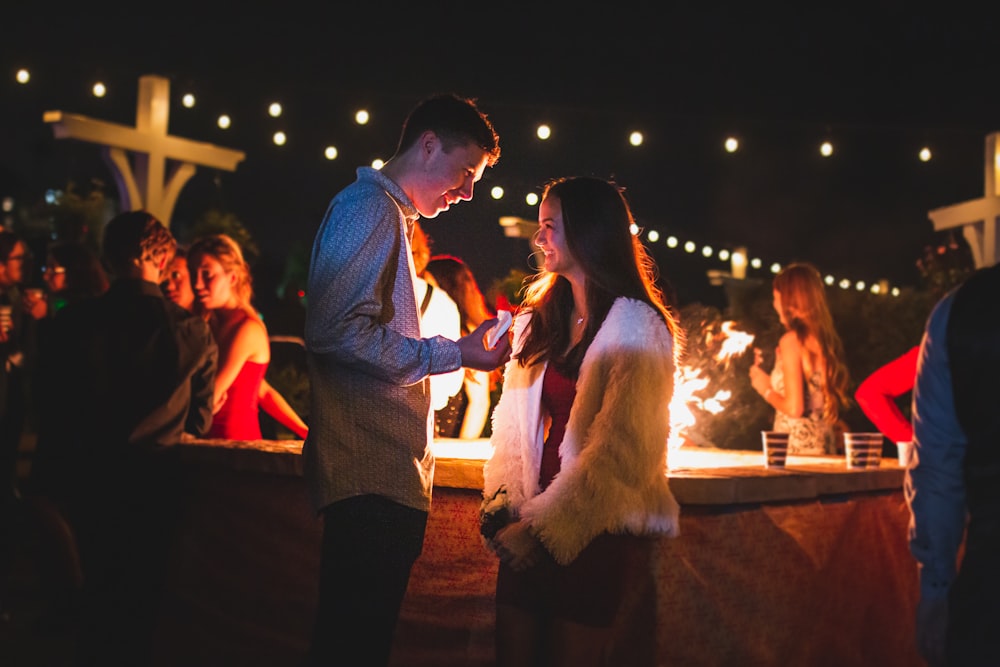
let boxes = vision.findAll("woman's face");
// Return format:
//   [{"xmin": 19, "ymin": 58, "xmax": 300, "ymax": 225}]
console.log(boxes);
[
  {"xmin": 44, "ymin": 254, "xmax": 66, "ymax": 292},
  {"xmin": 0, "ymin": 242, "xmax": 27, "ymax": 287},
  {"xmin": 535, "ymin": 194, "xmax": 580, "ymax": 278},
  {"xmin": 192, "ymin": 254, "xmax": 235, "ymax": 310}
]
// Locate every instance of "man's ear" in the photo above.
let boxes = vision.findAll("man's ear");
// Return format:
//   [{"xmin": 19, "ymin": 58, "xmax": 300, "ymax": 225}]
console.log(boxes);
[{"xmin": 420, "ymin": 129, "xmax": 438, "ymax": 157}]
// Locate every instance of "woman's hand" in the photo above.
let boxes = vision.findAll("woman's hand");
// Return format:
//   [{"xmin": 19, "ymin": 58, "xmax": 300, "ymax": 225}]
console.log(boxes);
[{"xmin": 493, "ymin": 521, "xmax": 545, "ymax": 572}]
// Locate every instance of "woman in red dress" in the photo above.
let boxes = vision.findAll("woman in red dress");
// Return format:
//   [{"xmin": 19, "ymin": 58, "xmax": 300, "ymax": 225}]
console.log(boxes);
[{"xmin": 188, "ymin": 234, "xmax": 308, "ymax": 440}]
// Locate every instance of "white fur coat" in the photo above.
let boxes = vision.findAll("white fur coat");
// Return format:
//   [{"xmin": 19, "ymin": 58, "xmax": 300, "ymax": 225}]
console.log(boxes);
[{"xmin": 483, "ymin": 297, "xmax": 681, "ymax": 565}]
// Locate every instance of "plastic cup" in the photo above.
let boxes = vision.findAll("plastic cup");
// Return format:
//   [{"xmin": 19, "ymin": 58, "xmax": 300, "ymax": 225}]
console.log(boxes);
[
  {"xmin": 896, "ymin": 441, "xmax": 913, "ymax": 468},
  {"xmin": 761, "ymin": 431, "xmax": 790, "ymax": 468},
  {"xmin": 0, "ymin": 304, "xmax": 11, "ymax": 334},
  {"xmin": 844, "ymin": 432, "xmax": 884, "ymax": 469}
]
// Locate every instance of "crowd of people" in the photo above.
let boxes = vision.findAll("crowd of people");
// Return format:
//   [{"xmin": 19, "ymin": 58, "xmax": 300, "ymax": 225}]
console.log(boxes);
[
  {"xmin": 0, "ymin": 90, "xmax": 993, "ymax": 667},
  {"xmin": 0, "ymin": 214, "xmax": 310, "ymax": 662}
]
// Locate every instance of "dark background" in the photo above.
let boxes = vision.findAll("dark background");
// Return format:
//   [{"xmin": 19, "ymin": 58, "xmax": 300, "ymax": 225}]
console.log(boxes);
[{"xmin": 2, "ymin": 4, "xmax": 999, "ymax": 316}]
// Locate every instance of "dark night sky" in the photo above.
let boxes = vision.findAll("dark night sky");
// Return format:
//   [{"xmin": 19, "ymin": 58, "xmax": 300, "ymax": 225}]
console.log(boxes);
[{"xmin": 3, "ymin": 5, "xmax": 999, "ymax": 315}]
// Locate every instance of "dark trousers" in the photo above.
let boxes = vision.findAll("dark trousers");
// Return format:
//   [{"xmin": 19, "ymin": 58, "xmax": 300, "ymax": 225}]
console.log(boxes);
[
  {"xmin": 305, "ymin": 494, "xmax": 428, "ymax": 667},
  {"xmin": 947, "ymin": 518, "xmax": 1000, "ymax": 666}
]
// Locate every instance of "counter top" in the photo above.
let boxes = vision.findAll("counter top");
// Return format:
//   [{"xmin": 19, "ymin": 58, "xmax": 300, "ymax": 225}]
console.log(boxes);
[{"xmin": 178, "ymin": 437, "xmax": 905, "ymax": 507}]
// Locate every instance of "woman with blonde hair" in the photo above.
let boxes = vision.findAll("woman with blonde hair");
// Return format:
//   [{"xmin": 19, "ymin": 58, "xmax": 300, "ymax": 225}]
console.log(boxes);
[
  {"xmin": 188, "ymin": 234, "xmax": 308, "ymax": 440},
  {"xmin": 749, "ymin": 262, "xmax": 850, "ymax": 454}
]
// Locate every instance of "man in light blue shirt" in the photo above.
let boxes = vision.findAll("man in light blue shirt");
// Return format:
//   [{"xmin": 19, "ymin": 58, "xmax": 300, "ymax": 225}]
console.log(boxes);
[
  {"xmin": 908, "ymin": 262, "xmax": 1000, "ymax": 666},
  {"xmin": 302, "ymin": 93, "xmax": 507, "ymax": 667}
]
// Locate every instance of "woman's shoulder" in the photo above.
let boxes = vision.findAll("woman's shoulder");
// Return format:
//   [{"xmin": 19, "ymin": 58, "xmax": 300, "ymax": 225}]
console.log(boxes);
[
  {"xmin": 599, "ymin": 298, "xmax": 673, "ymax": 349},
  {"xmin": 778, "ymin": 329, "xmax": 802, "ymax": 351},
  {"xmin": 221, "ymin": 309, "xmax": 268, "ymax": 347}
]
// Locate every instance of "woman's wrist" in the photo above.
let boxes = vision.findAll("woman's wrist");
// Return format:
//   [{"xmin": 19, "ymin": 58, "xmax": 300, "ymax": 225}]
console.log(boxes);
[{"xmin": 763, "ymin": 387, "xmax": 774, "ymax": 401}]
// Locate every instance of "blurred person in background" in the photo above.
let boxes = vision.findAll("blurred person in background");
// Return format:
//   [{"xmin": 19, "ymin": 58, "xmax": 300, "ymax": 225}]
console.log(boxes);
[
  {"xmin": 41, "ymin": 239, "xmax": 110, "ymax": 316},
  {"xmin": 19, "ymin": 238, "xmax": 108, "ymax": 631},
  {"xmin": 30, "ymin": 211, "xmax": 217, "ymax": 664},
  {"xmin": 749, "ymin": 262, "xmax": 851, "ymax": 455},
  {"xmin": 410, "ymin": 222, "xmax": 464, "ymax": 423},
  {"xmin": 0, "ymin": 231, "xmax": 34, "ymax": 623},
  {"xmin": 425, "ymin": 254, "xmax": 496, "ymax": 439},
  {"xmin": 907, "ymin": 262, "xmax": 1000, "ymax": 666},
  {"xmin": 855, "ymin": 345, "xmax": 919, "ymax": 457}
]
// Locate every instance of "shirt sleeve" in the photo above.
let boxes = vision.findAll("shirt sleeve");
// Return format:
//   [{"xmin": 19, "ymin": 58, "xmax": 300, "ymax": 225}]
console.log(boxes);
[
  {"xmin": 304, "ymin": 189, "xmax": 461, "ymax": 386},
  {"xmin": 854, "ymin": 345, "xmax": 918, "ymax": 443},
  {"xmin": 907, "ymin": 291, "xmax": 968, "ymax": 600}
]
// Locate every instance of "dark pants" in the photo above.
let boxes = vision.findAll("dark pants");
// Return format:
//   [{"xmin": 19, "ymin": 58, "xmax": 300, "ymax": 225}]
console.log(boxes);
[
  {"xmin": 305, "ymin": 494, "xmax": 428, "ymax": 667},
  {"xmin": 947, "ymin": 517, "xmax": 1000, "ymax": 666}
]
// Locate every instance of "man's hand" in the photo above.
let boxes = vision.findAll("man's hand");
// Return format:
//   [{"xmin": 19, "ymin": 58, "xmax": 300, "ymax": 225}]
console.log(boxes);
[{"xmin": 457, "ymin": 317, "xmax": 511, "ymax": 371}]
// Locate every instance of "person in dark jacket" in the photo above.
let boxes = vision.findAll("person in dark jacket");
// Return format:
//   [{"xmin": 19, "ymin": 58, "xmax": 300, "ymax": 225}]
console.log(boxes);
[{"xmin": 32, "ymin": 210, "xmax": 218, "ymax": 666}]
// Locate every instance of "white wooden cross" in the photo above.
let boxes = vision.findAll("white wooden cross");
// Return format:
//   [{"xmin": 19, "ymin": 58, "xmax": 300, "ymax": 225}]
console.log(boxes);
[
  {"xmin": 927, "ymin": 131, "xmax": 1000, "ymax": 268},
  {"xmin": 43, "ymin": 74, "xmax": 245, "ymax": 227}
]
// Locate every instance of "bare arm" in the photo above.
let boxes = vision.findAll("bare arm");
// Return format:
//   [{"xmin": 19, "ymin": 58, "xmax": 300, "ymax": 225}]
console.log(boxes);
[
  {"xmin": 258, "ymin": 378, "xmax": 308, "ymax": 439},
  {"xmin": 750, "ymin": 334, "xmax": 805, "ymax": 417}
]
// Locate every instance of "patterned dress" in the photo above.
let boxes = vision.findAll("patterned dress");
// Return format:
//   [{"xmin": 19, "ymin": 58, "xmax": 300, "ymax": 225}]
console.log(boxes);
[{"xmin": 770, "ymin": 347, "xmax": 835, "ymax": 455}]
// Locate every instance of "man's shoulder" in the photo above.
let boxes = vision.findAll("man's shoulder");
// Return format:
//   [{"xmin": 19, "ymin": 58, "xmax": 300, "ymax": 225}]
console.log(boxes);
[
  {"xmin": 169, "ymin": 304, "xmax": 213, "ymax": 337},
  {"xmin": 331, "ymin": 178, "xmax": 398, "ymax": 216}
]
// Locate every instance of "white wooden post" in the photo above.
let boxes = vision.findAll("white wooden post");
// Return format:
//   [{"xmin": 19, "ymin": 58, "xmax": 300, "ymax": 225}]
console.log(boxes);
[
  {"xmin": 927, "ymin": 132, "xmax": 1000, "ymax": 268},
  {"xmin": 43, "ymin": 74, "xmax": 245, "ymax": 227}
]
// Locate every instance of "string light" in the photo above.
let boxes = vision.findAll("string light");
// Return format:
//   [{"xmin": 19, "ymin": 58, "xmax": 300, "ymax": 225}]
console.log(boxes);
[{"xmin": 6, "ymin": 66, "xmax": 956, "ymax": 295}]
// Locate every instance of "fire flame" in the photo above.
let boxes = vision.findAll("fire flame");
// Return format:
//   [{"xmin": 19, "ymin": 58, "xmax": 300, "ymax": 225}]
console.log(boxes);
[{"xmin": 668, "ymin": 320, "xmax": 754, "ymax": 453}]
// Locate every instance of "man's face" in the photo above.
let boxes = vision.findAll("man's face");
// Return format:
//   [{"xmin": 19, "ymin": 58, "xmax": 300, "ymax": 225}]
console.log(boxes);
[
  {"xmin": 409, "ymin": 135, "xmax": 490, "ymax": 219},
  {"xmin": 162, "ymin": 256, "xmax": 195, "ymax": 310},
  {"xmin": 0, "ymin": 242, "xmax": 27, "ymax": 286}
]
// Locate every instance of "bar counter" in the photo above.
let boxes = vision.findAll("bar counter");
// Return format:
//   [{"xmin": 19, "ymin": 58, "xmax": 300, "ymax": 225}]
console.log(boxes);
[{"xmin": 154, "ymin": 438, "xmax": 920, "ymax": 667}]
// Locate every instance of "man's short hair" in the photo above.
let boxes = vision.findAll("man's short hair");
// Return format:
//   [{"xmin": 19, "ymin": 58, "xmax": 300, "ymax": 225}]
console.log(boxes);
[
  {"xmin": 395, "ymin": 93, "xmax": 501, "ymax": 166},
  {"xmin": 102, "ymin": 210, "xmax": 176, "ymax": 275}
]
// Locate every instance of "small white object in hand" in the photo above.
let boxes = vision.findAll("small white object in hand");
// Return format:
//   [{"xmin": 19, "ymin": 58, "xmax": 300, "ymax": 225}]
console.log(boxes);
[{"xmin": 486, "ymin": 310, "xmax": 513, "ymax": 349}]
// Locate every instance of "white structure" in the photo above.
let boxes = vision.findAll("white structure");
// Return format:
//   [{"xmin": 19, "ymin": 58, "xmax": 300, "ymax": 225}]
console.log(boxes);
[
  {"xmin": 43, "ymin": 74, "xmax": 245, "ymax": 227},
  {"xmin": 928, "ymin": 131, "xmax": 1000, "ymax": 268}
]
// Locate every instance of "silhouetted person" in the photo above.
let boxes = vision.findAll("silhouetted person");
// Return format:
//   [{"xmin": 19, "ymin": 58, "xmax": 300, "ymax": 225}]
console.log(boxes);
[
  {"xmin": 907, "ymin": 262, "xmax": 1000, "ymax": 666},
  {"xmin": 32, "ymin": 211, "xmax": 217, "ymax": 666}
]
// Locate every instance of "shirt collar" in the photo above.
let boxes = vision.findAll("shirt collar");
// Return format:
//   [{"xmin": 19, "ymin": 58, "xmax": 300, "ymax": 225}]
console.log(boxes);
[{"xmin": 357, "ymin": 166, "xmax": 419, "ymax": 227}]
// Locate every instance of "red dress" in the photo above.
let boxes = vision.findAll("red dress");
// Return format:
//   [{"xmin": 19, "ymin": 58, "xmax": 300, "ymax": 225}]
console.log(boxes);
[
  {"xmin": 497, "ymin": 362, "xmax": 651, "ymax": 627},
  {"xmin": 208, "ymin": 360, "xmax": 268, "ymax": 439}
]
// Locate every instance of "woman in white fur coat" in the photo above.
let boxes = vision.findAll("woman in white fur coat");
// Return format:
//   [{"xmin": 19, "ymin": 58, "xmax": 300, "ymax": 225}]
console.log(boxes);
[{"xmin": 483, "ymin": 176, "xmax": 682, "ymax": 666}]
